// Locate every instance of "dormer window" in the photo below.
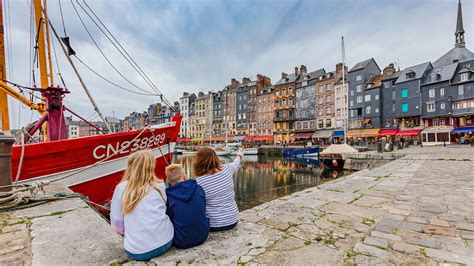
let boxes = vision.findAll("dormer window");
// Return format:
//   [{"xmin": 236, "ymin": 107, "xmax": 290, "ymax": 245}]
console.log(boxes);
[
  {"xmin": 319, "ymin": 76, "xmax": 323, "ymax": 80},
  {"xmin": 367, "ymin": 84, "xmax": 373, "ymax": 88},
  {"xmin": 406, "ymin": 71, "xmax": 415, "ymax": 79},
  {"xmin": 461, "ymin": 73, "xmax": 469, "ymax": 82},
  {"xmin": 430, "ymin": 74, "xmax": 440, "ymax": 82}
]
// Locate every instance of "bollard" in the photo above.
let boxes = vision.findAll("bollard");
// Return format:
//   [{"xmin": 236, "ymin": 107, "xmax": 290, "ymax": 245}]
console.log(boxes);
[{"xmin": 0, "ymin": 133, "xmax": 15, "ymax": 192}]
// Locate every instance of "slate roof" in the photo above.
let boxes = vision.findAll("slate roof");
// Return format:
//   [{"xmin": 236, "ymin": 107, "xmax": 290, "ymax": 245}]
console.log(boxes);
[
  {"xmin": 275, "ymin": 72, "xmax": 297, "ymax": 85},
  {"xmin": 349, "ymin": 58, "xmax": 373, "ymax": 72},
  {"xmin": 433, "ymin": 47, "xmax": 474, "ymax": 68},
  {"xmin": 422, "ymin": 62, "xmax": 459, "ymax": 85},
  {"xmin": 395, "ymin": 62, "xmax": 432, "ymax": 84},
  {"xmin": 296, "ymin": 68, "xmax": 325, "ymax": 83}
]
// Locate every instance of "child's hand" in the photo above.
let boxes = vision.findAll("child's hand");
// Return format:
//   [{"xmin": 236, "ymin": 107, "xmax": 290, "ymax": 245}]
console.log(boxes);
[{"xmin": 237, "ymin": 149, "xmax": 244, "ymax": 158}]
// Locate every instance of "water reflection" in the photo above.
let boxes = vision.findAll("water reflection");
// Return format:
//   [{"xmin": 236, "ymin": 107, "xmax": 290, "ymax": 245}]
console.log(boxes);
[{"xmin": 172, "ymin": 155, "xmax": 350, "ymax": 211}]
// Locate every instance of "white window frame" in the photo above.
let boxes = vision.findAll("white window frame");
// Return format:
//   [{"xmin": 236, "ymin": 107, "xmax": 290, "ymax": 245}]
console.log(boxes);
[
  {"xmin": 356, "ymin": 75, "xmax": 362, "ymax": 81},
  {"xmin": 458, "ymin": 85, "xmax": 464, "ymax": 95},
  {"xmin": 440, "ymin": 102, "xmax": 445, "ymax": 109},
  {"xmin": 427, "ymin": 102, "xmax": 436, "ymax": 113},
  {"xmin": 364, "ymin": 95, "xmax": 371, "ymax": 102},
  {"xmin": 356, "ymin": 85, "xmax": 362, "ymax": 92},
  {"xmin": 366, "ymin": 106, "xmax": 371, "ymax": 114},
  {"xmin": 440, "ymin": 88, "xmax": 445, "ymax": 96},
  {"xmin": 429, "ymin": 89, "xmax": 435, "ymax": 98},
  {"xmin": 357, "ymin": 96, "xmax": 362, "ymax": 103},
  {"xmin": 461, "ymin": 73, "xmax": 469, "ymax": 82}
]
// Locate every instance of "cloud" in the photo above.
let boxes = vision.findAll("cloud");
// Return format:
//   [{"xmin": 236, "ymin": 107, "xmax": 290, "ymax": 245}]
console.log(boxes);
[{"xmin": 4, "ymin": 0, "xmax": 473, "ymax": 129}]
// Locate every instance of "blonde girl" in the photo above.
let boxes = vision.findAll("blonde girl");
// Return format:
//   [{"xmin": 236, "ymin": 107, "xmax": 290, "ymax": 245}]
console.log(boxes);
[{"xmin": 110, "ymin": 150, "xmax": 173, "ymax": 260}]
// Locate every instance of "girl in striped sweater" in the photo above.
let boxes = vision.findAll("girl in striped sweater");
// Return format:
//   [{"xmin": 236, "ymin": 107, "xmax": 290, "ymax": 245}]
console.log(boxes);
[{"xmin": 194, "ymin": 147, "xmax": 244, "ymax": 231}]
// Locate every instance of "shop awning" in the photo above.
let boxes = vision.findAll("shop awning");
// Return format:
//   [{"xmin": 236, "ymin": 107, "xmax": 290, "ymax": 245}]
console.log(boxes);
[
  {"xmin": 332, "ymin": 130, "xmax": 345, "ymax": 137},
  {"xmin": 252, "ymin": 135, "xmax": 273, "ymax": 141},
  {"xmin": 243, "ymin": 136, "xmax": 254, "ymax": 141},
  {"xmin": 452, "ymin": 126, "xmax": 474, "ymax": 134},
  {"xmin": 233, "ymin": 135, "xmax": 246, "ymax": 141},
  {"xmin": 312, "ymin": 130, "xmax": 333, "ymax": 139},
  {"xmin": 422, "ymin": 126, "xmax": 453, "ymax": 134},
  {"xmin": 396, "ymin": 129, "xmax": 421, "ymax": 136},
  {"xmin": 177, "ymin": 138, "xmax": 191, "ymax": 143},
  {"xmin": 294, "ymin": 132, "xmax": 314, "ymax": 140},
  {"xmin": 379, "ymin": 129, "xmax": 399, "ymax": 137},
  {"xmin": 347, "ymin": 128, "xmax": 380, "ymax": 137},
  {"xmin": 204, "ymin": 137, "xmax": 230, "ymax": 142},
  {"xmin": 191, "ymin": 137, "xmax": 202, "ymax": 142}
]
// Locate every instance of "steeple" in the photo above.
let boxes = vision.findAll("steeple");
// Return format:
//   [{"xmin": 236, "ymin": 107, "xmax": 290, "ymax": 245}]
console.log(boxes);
[{"xmin": 455, "ymin": 0, "xmax": 465, "ymax": 48}]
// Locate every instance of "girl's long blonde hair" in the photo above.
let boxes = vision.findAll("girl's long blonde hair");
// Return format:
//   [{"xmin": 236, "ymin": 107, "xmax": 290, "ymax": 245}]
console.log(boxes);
[{"xmin": 121, "ymin": 150, "xmax": 163, "ymax": 214}]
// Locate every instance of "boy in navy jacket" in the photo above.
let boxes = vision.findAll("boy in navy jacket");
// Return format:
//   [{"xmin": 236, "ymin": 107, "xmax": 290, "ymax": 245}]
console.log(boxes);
[{"xmin": 165, "ymin": 164, "xmax": 209, "ymax": 249}]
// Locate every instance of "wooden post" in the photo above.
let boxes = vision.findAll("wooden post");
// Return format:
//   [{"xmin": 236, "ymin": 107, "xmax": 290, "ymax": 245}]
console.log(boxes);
[{"xmin": 0, "ymin": 133, "xmax": 14, "ymax": 192}]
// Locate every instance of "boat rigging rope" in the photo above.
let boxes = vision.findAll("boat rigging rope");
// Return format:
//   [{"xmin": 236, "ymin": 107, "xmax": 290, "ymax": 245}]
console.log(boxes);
[
  {"xmin": 79, "ymin": 1, "xmax": 163, "ymax": 98},
  {"xmin": 70, "ymin": 0, "xmax": 159, "ymax": 97},
  {"xmin": 73, "ymin": 55, "xmax": 159, "ymax": 96},
  {"xmin": 58, "ymin": 0, "xmax": 68, "ymax": 37}
]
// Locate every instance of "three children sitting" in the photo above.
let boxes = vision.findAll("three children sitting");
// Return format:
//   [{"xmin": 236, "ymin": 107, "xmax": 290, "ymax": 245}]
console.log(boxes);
[{"xmin": 110, "ymin": 148, "xmax": 243, "ymax": 261}]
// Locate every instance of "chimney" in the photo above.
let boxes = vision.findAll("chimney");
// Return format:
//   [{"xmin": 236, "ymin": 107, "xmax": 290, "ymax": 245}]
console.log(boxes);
[
  {"xmin": 231, "ymin": 78, "xmax": 239, "ymax": 89},
  {"xmin": 294, "ymin": 67, "xmax": 299, "ymax": 76},
  {"xmin": 281, "ymin": 72, "xmax": 288, "ymax": 79},
  {"xmin": 242, "ymin": 77, "xmax": 251, "ymax": 85},
  {"xmin": 383, "ymin": 63, "xmax": 396, "ymax": 76},
  {"xmin": 300, "ymin": 65, "xmax": 307, "ymax": 75}
]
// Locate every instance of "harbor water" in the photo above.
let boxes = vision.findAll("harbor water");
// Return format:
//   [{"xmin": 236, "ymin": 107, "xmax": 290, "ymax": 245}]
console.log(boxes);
[{"xmin": 172, "ymin": 155, "xmax": 351, "ymax": 210}]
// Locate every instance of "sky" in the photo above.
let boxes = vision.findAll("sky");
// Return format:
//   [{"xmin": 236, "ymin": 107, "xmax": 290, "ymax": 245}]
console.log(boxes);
[{"xmin": 4, "ymin": 0, "xmax": 474, "ymax": 129}]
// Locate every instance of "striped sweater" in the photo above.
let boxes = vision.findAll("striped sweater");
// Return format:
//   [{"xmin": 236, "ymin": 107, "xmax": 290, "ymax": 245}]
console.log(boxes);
[{"xmin": 196, "ymin": 158, "xmax": 240, "ymax": 228}]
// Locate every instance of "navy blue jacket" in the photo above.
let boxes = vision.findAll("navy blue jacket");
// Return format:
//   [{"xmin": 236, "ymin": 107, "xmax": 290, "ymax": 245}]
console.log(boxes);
[{"xmin": 166, "ymin": 179, "xmax": 209, "ymax": 249}]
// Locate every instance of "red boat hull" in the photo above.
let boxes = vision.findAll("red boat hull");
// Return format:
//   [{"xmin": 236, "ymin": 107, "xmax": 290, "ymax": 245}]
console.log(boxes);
[{"xmin": 11, "ymin": 115, "xmax": 182, "ymax": 206}]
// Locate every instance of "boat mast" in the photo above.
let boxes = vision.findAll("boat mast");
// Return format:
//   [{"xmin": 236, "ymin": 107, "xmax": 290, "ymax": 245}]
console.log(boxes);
[
  {"xmin": 341, "ymin": 36, "xmax": 347, "ymax": 144},
  {"xmin": 33, "ymin": 0, "xmax": 54, "ymax": 140},
  {"xmin": 49, "ymin": 23, "xmax": 111, "ymax": 133},
  {"xmin": 0, "ymin": 2, "xmax": 9, "ymax": 131}
]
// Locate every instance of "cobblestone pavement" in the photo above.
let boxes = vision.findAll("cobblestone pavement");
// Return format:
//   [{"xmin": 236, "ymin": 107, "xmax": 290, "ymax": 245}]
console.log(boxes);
[{"xmin": 148, "ymin": 146, "xmax": 474, "ymax": 265}]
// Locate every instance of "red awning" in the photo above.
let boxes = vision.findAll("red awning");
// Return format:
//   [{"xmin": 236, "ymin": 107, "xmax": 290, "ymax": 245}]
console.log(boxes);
[
  {"xmin": 252, "ymin": 135, "xmax": 273, "ymax": 141},
  {"xmin": 243, "ymin": 136, "xmax": 254, "ymax": 141},
  {"xmin": 396, "ymin": 129, "xmax": 421, "ymax": 136},
  {"xmin": 176, "ymin": 138, "xmax": 191, "ymax": 143},
  {"xmin": 294, "ymin": 132, "xmax": 314, "ymax": 140},
  {"xmin": 379, "ymin": 129, "xmax": 399, "ymax": 137}
]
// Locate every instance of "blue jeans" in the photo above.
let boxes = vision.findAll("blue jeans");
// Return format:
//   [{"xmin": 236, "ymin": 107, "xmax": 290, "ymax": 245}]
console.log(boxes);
[
  {"xmin": 210, "ymin": 221, "xmax": 238, "ymax": 232},
  {"xmin": 125, "ymin": 241, "xmax": 172, "ymax": 261}
]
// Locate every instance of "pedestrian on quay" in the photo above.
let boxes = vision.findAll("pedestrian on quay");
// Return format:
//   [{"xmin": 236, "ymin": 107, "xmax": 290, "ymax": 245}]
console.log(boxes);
[
  {"xmin": 110, "ymin": 150, "xmax": 173, "ymax": 261},
  {"xmin": 193, "ymin": 147, "xmax": 244, "ymax": 231}
]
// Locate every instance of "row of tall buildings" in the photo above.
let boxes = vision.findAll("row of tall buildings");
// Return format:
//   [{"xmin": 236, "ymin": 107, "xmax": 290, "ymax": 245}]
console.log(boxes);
[
  {"xmin": 75, "ymin": 1, "xmax": 472, "ymax": 145},
  {"xmin": 177, "ymin": 0, "xmax": 473, "ymax": 145}
]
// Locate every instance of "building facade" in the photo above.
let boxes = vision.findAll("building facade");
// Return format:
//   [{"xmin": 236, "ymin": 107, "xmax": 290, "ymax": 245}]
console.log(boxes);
[
  {"xmin": 221, "ymin": 78, "xmax": 240, "ymax": 136},
  {"xmin": 236, "ymin": 80, "xmax": 249, "ymax": 136},
  {"xmin": 348, "ymin": 58, "xmax": 381, "ymax": 129},
  {"xmin": 194, "ymin": 92, "xmax": 213, "ymax": 139},
  {"xmin": 248, "ymin": 74, "xmax": 272, "ymax": 136},
  {"xmin": 212, "ymin": 91, "xmax": 223, "ymax": 137},
  {"xmin": 179, "ymin": 92, "xmax": 197, "ymax": 138},
  {"xmin": 274, "ymin": 68, "xmax": 298, "ymax": 144},
  {"xmin": 256, "ymin": 86, "xmax": 274, "ymax": 136},
  {"xmin": 334, "ymin": 64, "xmax": 349, "ymax": 130}
]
